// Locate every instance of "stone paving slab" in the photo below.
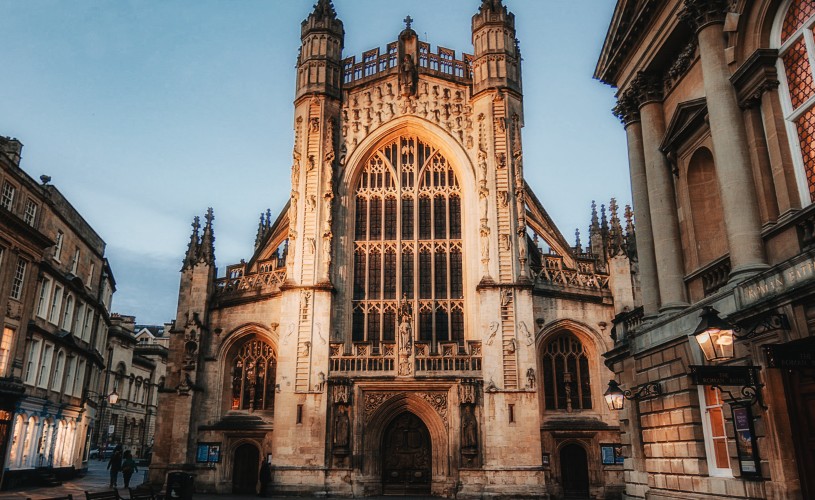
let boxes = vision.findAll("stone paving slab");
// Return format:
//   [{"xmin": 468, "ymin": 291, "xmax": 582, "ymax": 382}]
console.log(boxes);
[{"xmin": 0, "ymin": 462, "xmax": 440, "ymax": 500}]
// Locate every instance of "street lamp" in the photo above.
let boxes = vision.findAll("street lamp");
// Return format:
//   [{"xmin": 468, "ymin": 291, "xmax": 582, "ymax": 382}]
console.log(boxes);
[
  {"xmin": 603, "ymin": 380, "xmax": 662, "ymax": 411},
  {"xmin": 85, "ymin": 388, "xmax": 120, "ymax": 450},
  {"xmin": 692, "ymin": 306, "xmax": 789, "ymax": 362}
]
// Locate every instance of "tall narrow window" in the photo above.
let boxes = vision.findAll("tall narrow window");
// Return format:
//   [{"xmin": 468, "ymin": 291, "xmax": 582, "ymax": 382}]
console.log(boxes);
[
  {"xmin": 700, "ymin": 385, "xmax": 732, "ymax": 476},
  {"xmin": 73, "ymin": 360, "xmax": 85, "ymax": 397},
  {"xmin": 36, "ymin": 278, "xmax": 52, "ymax": 318},
  {"xmin": 51, "ymin": 351, "xmax": 65, "ymax": 391},
  {"xmin": 10, "ymin": 258, "xmax": 26, "ymax": 300},
  {"xmin": 54, "ymin": 231, "xmax": 64, "ymax": 262},
  {"xmin": 776, "ymin": 1, "xmax": 815, "ymax": 201},
  {"xmin": 351, "ymin": 135, "xmax": 464, "ymax": 347},
  {"xmin": 24, "ymin": 339, "xmax": 41, "ymax": 384},
  {"xmin": 1, "ymin": 182, "xmax": 16, "ymax": 211},
  {"xmin": 24, "ymin": 199, "xmax": 37, "ymax": 226},
  {"xmin": 541, "ymin": 333, "xmax": 592, "ymax": 410},
  {"xmin": 0, "ymin": 327, "xmax": 13, "ymax": 374},
  {"xmin": 38, "ymin": 344, "xmax": 54, "ymax": 388},
  {"xmin": 49, "ymin": 286, "xmax": 63, "ymax": 324},
  {"xmin": 62, "ymin": 295, "xmax": 74, "ymax": 332},
  {"xmin": 71, "ymin": 248, "xmax": 80, "ymax": 274}
]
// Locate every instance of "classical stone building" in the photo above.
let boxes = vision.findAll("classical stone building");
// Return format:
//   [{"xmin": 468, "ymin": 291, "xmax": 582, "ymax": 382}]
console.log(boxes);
[
  {"xmin": 150, "ymin": 1, "xmax": 633, "ymax": 497},
  {"xmin": 93, "ymin": 315, "xmax": 167, "ymax": 459},
  {"xmin": 597, "ymin": 0, "xmax": 815, "ymax": 498},
  {"xmin": 0, "ymin": 136, "xmax": 116, "ymax": 489}
]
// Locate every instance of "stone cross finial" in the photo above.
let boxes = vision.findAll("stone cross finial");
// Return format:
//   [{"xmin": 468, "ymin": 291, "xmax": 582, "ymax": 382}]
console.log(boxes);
[{"xmin": 404, "ymin": 15, "xmax": 413, "ymax": 30}]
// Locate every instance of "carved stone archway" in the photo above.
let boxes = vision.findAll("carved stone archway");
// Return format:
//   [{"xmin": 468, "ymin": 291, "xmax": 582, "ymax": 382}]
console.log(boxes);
[{"xmin": 361, "ymin": 391, "xmax": 450, "ymax": 484}]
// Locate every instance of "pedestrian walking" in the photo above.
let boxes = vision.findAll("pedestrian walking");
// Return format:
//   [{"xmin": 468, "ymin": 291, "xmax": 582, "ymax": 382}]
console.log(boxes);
[
  {"xmin": 258, "ymin": 460, "xmax": 271, "ymax": 497},
  {"xmin": 122, "ymin": 450, "xmax": 139, "ymax": 488},
  {"xmin": 107, "ymin": 445, "xmax": 123, "ymax": 488}
]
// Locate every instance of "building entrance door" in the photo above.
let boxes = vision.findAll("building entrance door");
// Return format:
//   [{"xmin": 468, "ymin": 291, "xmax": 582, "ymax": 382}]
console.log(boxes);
[
  {"xmin": 382, "ymin": 412, "xmax": 431, "ymax": 495},
  {"xmin": 232, "ymin": 443, "xmax": 259, "ymax": 494},
  {"xmin": 560, "ymin": 443, "xmax": 589, "ymax": 499},
  {"xmin": 785, "ymin": 363, "xmax": 815, "ymax": 498}
]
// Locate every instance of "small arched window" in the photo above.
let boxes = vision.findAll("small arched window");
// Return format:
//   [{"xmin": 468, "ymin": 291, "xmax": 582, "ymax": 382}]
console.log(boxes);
[
  {"xmin": 687, "ymin": 148, "xmax": 727, "ymax": 264},
  {"xmin": 541, "ymin": 333, "xmax": 592, "ymax": 411},
  {"xmin": 231, "ymin": 339, "xmax": 276, "ymax": 411},
  {"xmin": 776, "ymin": 0, "xmax": 815, "ymax": 202}
]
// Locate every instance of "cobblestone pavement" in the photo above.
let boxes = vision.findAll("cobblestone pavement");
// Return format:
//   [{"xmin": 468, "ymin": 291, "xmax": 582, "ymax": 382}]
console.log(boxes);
[{"xmin": 0, "ymin": 461, "xmax": 439, "ymax": 499}]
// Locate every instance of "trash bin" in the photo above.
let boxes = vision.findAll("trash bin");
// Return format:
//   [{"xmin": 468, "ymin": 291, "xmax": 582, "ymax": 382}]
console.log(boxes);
[{"xmin": 166, "ymin": 471, "xmax": 195, "ymax": 500}]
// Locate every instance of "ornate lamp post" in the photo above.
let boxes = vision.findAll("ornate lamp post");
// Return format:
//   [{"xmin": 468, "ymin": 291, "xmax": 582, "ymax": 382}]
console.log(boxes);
[
  {"xmin": 692, "ymin": 306, "xmax": 789, "ymax": 362},
  {"xmin": 603, "ymin": 380, "xmax": 662, "ymax": 411}
]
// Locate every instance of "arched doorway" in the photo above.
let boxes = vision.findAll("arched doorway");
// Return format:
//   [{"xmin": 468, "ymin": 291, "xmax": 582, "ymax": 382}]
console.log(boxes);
[
  {"xmin": 232, "ymin": 443, "xmax": 259, "ymax": 494},
  {"xmin": 381, "ymin": 412, "xmax": 431, "ymax": 495},
  {"xmin": 560, "ymin": 443, "xmax": 589, "ymax": 498}
]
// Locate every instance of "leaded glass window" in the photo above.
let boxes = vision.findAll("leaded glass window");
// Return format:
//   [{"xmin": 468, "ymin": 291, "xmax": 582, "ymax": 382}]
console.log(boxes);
[
  {"xmin": 231, "ymin": 339, "xmax": 276, "ymax": 411},
  {"xmin": 352, "ymin": 135, "xmax": 464, "ymax": 347},
  {"xmin": 541, "ymin": 333, "xmax": 592, "ymax": 411},
  {"xmin": 777, "ymin": 0, "xmax": 815, "ymax": 201}
]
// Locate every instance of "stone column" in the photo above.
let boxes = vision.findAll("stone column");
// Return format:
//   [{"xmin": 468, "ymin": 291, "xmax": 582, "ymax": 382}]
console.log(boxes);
[
  {"xmin": 683, "ymin": 0, "xmax": 768, "ymax": 281},
  {"xmin": 635, "ymin": 73, "xmax": 688, "ymax": 312},
  {"xmin": 614, "ymin": 90, "xmax": 660, "ymax": 317}
]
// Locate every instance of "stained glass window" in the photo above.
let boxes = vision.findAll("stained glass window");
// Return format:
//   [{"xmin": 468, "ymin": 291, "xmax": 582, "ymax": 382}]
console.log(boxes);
[
  {"xmin": 541, "ymin": 333, "xmax": 592, "ymax": 411},
  {"xmin": 352, "ymin": 135, "xmax": 464, "ymax": 347},
  {"xmin": 231, "ymin": 339, "xmax": 276, "ymax": 411},
  {"xmin": 778, "ymin": 1, "xmax": 815, "ymax": 201}
]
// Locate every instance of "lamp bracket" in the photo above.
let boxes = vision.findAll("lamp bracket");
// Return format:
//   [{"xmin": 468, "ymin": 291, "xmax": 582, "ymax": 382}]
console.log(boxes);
[
  {"xmin": 732, "ymin": 312, "xmax": 790, "ymax": 341},
  {"xmin": 623, "ymin": 382, "xmax": 662, "ymax": 401},
  {"xmin": 690, "ymin": 365, "xmax": 766, "ymax": 409}
]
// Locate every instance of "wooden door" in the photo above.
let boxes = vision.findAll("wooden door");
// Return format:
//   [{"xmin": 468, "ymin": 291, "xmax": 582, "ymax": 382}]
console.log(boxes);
[
  {"xmin": 382, "ymin": 412, "xmax": 431, "ymax": 495},
  {"xmin": 232, "ymin": 443, "xmax": 259, "ymax": 494}
]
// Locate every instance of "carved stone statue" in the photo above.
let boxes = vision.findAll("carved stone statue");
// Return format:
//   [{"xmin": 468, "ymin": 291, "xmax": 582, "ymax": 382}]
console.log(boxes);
[
  {"xmin": 526, "ymin": 368, "xmax": 536, "ymax": 389},
  {"xmin": 400, "ymin": 55, "xmax": 417, "ymax": 97},
  {"xmin": 333, "ymin": 406, "xmax": 350, "ymax": 449},
  {"xmin": 461, "ymin": 405, "xmax": 478, "ymax": 449}
]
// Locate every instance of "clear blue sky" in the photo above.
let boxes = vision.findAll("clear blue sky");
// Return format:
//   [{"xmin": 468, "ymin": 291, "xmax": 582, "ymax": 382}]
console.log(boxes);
[{"xmin": 0, "ymin": 0, "xmax": 629, "ymax": 325}]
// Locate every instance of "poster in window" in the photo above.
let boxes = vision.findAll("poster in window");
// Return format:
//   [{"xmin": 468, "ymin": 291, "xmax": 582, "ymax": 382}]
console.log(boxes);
[
  {"xmin": 601, "ymin": 444, "xmax": 624, "ymax": 465},
  {"xmin": 731, "ymin": 404, "xmax": 760, "ymax": 479},
  {"xmin": 196, "ymin": 443, "xmax": 210, "ymax": 463},
  {"xmin": 196, "ymin": 443, "xmax": 222, "ymax": 463}
]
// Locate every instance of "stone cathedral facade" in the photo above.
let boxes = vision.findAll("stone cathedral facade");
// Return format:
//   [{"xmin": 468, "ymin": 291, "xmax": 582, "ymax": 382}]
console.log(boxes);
[{"xmin": 149, "ymin": 1, "xmax": 634, "ymax": 498}]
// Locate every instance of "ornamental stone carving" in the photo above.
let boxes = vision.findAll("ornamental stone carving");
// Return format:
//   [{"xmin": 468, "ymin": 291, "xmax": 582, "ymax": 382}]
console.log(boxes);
[{"xmin": 679, "ymin": 0, "xmax": 729, "ymax": 32}]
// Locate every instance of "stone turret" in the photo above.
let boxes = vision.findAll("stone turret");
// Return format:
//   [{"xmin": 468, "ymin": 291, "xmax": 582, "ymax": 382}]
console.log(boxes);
[
  {"xmin": 471, "ymin": 0, "xmax": 521, "ymax": 95},
  {"xmin": 296, "ymin": 0, "xmax": 345, "ymax": 100}
]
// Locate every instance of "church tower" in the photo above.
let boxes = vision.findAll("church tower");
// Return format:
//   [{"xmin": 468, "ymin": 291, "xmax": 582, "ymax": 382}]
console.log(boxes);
[
  {"xmin": 269, "ymin": 0, "xmax": 344, "ymax": 492},
  {"xmin": 150, "ymin": 210, "xmax": 216, "ymax": 480}
]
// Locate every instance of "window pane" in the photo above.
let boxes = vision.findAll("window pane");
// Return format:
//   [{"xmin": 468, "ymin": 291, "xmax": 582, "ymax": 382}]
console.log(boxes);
[
  {"xmin": 402, "ymin": 251, "xmax": 414, "ymax": 299},
  {"xmin": 384, "ymin": 198, "xmax": 397, "ymax": 240},
  {"xmin": 450, "ymin": 251, "xmax": 463, "ymax": 299},
  {"xmin": 419, "ymin": 311, "xmax": 433, "ymax": 341},
  {"xmin": 434, "ymin": 251, "xmax": 447, "ymax": 299},
  {"xmin": 782, "ymin": 37, "xmax": 815, "ymax": 109},
  {"xmin": 435, "ymin": 309, "xmax": 449, "ymax": 342},
  {"xmin": 353, "ymin": 253, "xmax": 366, "ymax": 300},
  {"xmin": 352, "ymin": 310, "xmax": 365, "ymax": 341},
  {"xmin": 401, "ymin": 198, "xmax": 414, "ymax": 239},
  {"xmin": 383, "ymin": 310, "xmax": 396, "ymax": 341},
  {"xmin": 369, "ymin": 198, "xmax": 382, "ymax": 240},
  {"xmin": 384, "ymin": 251, "xmax": 396, "ymax": 299},
  {"xmin": 451, "ymin": 310, "xmax": 464, "ymax": 344},
  {"xmin": 419, "ymin": 197, "xmax": 431, "ymax": 239},
  {"xmin": 782, "ymin": 1, "xmax": 815, "ymax": 43},
  {"xmin": 355, "ymin": 197, "xmax": 367, "ymax": 239},
  {"xmin": 368, "ymin": 251, "xmax": 381, "ymax": 299},
  {"xmin": 434, "ymin": 196, "xmax": 447, "ymax": 239},
  {"xmin": 367, "ymin": 309, "xmax": 381, "ymax": 344},
  {"xmin": 449, "ymin": 195, "xmax": 461, "ymax": 239},
  {"xmin": 795, "ymin": 107, "xmax": 815, "ymax": 202},
  {"xmin": 419, "ymin": 251, "xmax": 432, "ymax": 299}
]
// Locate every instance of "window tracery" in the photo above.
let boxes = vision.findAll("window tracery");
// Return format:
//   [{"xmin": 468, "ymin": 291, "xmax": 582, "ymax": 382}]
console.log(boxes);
[
  {"xmin": 777, "ymin": 1, "xmax": 815, "ymax": 201},
  {"xmin": 231, "ymin": 339, "xmax": 276, "ymax": 411},
  {"xmin": 541, "ymin": 333, "xmax": 592, "ymax": 411},
  {"xmin": 352, "ymin": 135, "xmax": 464, "ymax": 348}
]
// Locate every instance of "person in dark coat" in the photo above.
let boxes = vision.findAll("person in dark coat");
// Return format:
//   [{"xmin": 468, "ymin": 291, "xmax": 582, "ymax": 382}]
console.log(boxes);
[
  {"xmin": 121, "ymin": 450, "xmax": 139, "ymax": 488},
  {"xmin": 258, "ymin": 460, "xmax": 272, "ymax": 497},
  {"xmin": 107, "ymin": 445, "xmax": 123, "ymax": 488}
]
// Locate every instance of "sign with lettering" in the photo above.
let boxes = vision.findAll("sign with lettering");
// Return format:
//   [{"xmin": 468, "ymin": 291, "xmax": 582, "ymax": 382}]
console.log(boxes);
[
  {"xmin": 737, "ymin": 251, "xmax": 815, "ymax": 307},
  {"xmin": 689, "ymin": 365, "xmax": 760, "ymax": 387},
  {"xmin": 764, "ymin": 344, "xmax": 815, "ymax": 369}
]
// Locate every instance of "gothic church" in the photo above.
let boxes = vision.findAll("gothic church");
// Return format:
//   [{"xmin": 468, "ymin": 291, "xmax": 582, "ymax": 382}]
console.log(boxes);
[{"xmin": 149, "ymin": 1, "xmax": 633, "ymax": 497}]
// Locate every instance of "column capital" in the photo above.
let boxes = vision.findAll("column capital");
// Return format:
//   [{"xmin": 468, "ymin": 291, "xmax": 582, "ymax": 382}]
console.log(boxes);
[
  {"xmin": 632, "ymin": 71, "xmax": 664, "ymax": 106},
  {"xmin": 680, "ymin": 0, "xmax": 729, "ymax": 33},
  {"xmin": 612, "ymin": 87, "xmax": 641, "ymax": 126}
]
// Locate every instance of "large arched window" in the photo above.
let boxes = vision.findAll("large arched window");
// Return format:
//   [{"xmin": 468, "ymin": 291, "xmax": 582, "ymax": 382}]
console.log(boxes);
[
  {"xmin": 231, "ymin": 339, "xmax": 276, "ymax": 411},
  {"xmin": 776, "ymin": 0, "xmax": 815, "ymax": 202},
  {"xmin": 541, "ymin": 333, "xmax": 592, "ymax": 411},
  {"xmin": 352, "ymin": 134, "xmax": 464, "ymax": 347}
]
